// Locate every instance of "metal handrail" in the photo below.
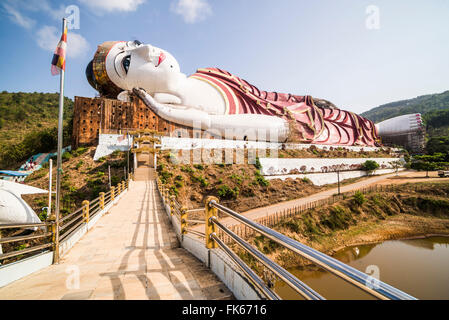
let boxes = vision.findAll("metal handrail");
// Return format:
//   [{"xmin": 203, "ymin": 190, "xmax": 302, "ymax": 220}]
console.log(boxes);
[
  {"xmin": 60, "ymin": 214, "xmax": 84, "ymax": 231},
  {"xmin": 186, "ymin": 208, "xmax": 205, "ymax": 214},
  {"xmin": 209, "ymin": 200, "xmax": 417, "ymax": 301},
  {"xmin": 211, "ymin": 217, "xmax": 324, "ymax": 300},
  {"xmin": 185, "ymin": 219, "xmax": 205, "ymax": 224},
  {"xmin": 0, "ymin": 243, "xmax": 52, "ymax": 260},
  {"xmin": 60, "ymin": 206, "xmax": 85, "ymax": 223},
  {"xmin": 60, "ymin": 218, "xmax": 85, "ymax": 240},
  {"xmin": 185, "ymin": 229, "xmax": 206, "ymax": 238},
  {"xmin": 0, "ymin": 222, "xmax": 49, "ymax": 229},
  {"xmin": 0, "ymin": 232, "xmax": 52, "ymax": 245},
  {"xmin": 211, "ymin": 233, "xmax": 280, "ymax": 300}
]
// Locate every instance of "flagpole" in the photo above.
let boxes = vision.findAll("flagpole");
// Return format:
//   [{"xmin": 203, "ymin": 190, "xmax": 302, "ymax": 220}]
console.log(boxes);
[{"xmin": 53, "ymin": 18, "xmax": 67, "ymax": 264}]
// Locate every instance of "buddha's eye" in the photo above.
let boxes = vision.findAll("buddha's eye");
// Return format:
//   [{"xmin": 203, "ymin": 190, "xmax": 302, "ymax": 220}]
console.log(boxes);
[
  {"xmin": 122, "ymin": 55, "xmax": 131, "ymax": 74},
  {"xmin": 134, "ymin": 40, "xmax": 142, "ymax": 46}
]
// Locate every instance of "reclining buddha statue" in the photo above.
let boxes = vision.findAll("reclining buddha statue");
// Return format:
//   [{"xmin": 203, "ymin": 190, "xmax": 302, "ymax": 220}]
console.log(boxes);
[{"xmin": 86, "ymin": 40, "xmax": 384, "ymax": 146}]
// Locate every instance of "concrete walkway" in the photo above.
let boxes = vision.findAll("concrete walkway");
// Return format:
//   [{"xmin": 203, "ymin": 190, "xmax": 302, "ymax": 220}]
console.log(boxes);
[{"xmin": 0, "ymin": 180, "xmax": 232, "ymax": 300}]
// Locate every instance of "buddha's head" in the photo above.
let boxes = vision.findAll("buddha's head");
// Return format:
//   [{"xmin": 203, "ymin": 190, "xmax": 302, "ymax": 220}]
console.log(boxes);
[{"xmin": 86, "ymin": 40, "xmax": 182, "ymax": 98}]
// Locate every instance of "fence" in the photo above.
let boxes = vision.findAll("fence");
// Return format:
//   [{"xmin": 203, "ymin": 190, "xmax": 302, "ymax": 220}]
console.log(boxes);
[
  {"xmin": 216, "ymin": 183, "xmax": 434, "ymax": 243},
  {"xmin": 0, "ymin": 179, "xmax": 130, "ymax": 266}
]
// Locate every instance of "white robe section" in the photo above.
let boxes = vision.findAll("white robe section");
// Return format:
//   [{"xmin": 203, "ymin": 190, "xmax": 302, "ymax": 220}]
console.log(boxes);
[{"xmin": 0, "ymin": 181, "xmax": 47, "ymax": 225}]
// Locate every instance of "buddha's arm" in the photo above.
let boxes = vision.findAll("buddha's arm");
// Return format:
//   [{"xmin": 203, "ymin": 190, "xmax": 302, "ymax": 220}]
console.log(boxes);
[{"xmin": 133, "ymin": 88, "xmax": 289, "ymax": 141}]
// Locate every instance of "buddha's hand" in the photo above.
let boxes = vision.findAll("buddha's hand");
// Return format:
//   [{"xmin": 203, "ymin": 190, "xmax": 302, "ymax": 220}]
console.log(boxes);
[{"xmin": 132, "ymin": 88, "xmax": 159, "ymax": 114}]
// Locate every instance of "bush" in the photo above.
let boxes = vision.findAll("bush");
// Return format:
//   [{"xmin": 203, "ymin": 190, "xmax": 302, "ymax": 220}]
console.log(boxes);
[
  {"xmin": 254, "ymin": 170, "xmax": 269, "ymax": 187},
  {"xmin": 217, "ymin": 185, "xmax": 239, "ymax": 200},
  {"xmin": 353, "ymin": 191, "xmax": 366, "ymax": 206},
  {"xmin": 192, "ymin": 175, "xmax": 208, "ymax": 187},
  {"xmin": 75, "ymin": 160, "xmax": 84, "ymax": 169},
  {"xmin": 180, "ymin": 165, "xmax": 193, "ymax": 173},
  {"xmin": 254, "ymin": 157, "xmax": 262, "ymax": 170},
  {"xmin": 361, "ymin": 160, "xmax": 379, "ymax": 174},
  {"xmin": 301, "ymin": 177, "xmax": 312, "ymax": 184},
  {"xmin": 229, "ymin": 174, "xmax": 243, "ymax": 185}
]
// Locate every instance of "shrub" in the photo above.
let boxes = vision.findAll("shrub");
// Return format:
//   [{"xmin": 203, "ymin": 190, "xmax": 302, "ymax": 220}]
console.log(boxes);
[
  {"xmin": 217, "ymin": 185, "xmax": 239, "ymax": 200},
  {"xmin": 73, "ymin": 147, "xmax": 88, "ymax": 157},
  {"xmin": 254, "ymin": 157, "xmax": 262, "ymax": 170},
  {"xmin": 175, "ymin": 181, "xmax": 183, "ymax": 188},
  {"xmin": 62, "ymin": 151, "xmax": 72, "ymax": 161},
  {"xmin": 193, "ymin": 175, "xmax": 208, "ymax": 187},
  {"xmin": 111, "ymin": 176, "xmax": 120, "ymax": 186},
  {"xmin": 353, "ymin": 191, "xmax": 366, "ymax": 206},
  {"xmin": 254, "ymin": 170, "xmax": 269, "ymax": 187},
  {"xmin": 181, "ymin": 165, "xmax": 194, "ymax": 173},
  {"xmin": 361, "ymin": 160, "xmax": 379, "ymax": 174},
  {"xmin": 194, "ymin": 164, "xmax": 204, "ymax": 170},
  {"xmin": 160, "ymin": 171, "xmax": 173, "ymax": 184},
  {"xmin": 75, "ymin": 160, "xmax": 84, "ymax": 169},
  {"xmin": 301, "ymin": 177, "xmax": 312, "ymax": 184},
  {"xmin": 229, "ymin": 174, "xmax": 243, "ymax": 185}
]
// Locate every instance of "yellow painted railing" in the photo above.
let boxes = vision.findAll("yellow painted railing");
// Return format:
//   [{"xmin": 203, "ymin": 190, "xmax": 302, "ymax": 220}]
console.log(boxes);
[{"xmin": 0, "ymin": 178, "xmax": 131, "ymax": 266}]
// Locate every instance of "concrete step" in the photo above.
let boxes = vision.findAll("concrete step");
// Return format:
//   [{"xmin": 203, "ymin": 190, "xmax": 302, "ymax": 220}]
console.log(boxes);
[{"xmin": 134, "ymin": 167, "xmax": 156, "ymax": 181}]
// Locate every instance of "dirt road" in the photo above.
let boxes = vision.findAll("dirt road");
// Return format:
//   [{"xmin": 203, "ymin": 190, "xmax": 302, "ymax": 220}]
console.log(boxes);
[{"xmin": 216, "ymin": 171, "xmax": 449, "ymax": 227}]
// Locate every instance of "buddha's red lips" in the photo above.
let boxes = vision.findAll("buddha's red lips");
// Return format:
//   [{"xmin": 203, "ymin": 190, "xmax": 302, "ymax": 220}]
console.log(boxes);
[{"xmin": 156, "ymin": 51, "xmax": 166, "ymax": 67}]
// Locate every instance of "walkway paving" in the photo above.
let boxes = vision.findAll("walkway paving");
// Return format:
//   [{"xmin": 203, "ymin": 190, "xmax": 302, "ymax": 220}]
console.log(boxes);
[{"xmin": 0, "ymin": 180, "xmax": 232, "ymax": 300}]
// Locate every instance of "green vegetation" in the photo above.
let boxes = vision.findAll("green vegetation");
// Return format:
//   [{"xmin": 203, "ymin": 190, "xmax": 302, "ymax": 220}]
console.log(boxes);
[
  {"xmin": 361, "ymin": 90, "xmax": 449, "ymax": 124},
  {"xmin": 0, "ymin": 91, "xmax": 74, "ymax": 169},
  {"xmin": 353, "ymin": 191, "xmax": 366, "ymax": 206},
  {"xmin": 217, "ymin": 184, "xmax": 239, "ymax": 200},
  {"xmin": 361, "ymin": 90, "xmax": 449, "ymax": 156},
  {"xmin": 426, "ymin": 136, "xmax": 449, "ymax": 155},
  {"xmin": 361, "ymin": 160, "xmax": 379, "ymax": 174},
  {"xmin": 411, "ymin": 153, "xmax": 449, "ymax": 177},
  {"xmin": 254, "ymin": 170, "xmax": 269, "ymax": 187}
]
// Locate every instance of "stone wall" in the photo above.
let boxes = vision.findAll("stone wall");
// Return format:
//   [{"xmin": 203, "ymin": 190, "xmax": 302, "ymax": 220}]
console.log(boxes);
[{"xmin": 72, "ymin": 96, "xmax": 194, "ymax": 147}]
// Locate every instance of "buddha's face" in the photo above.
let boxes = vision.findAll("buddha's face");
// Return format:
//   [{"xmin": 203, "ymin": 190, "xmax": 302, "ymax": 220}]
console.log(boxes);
[{"xmin": 106, "ymin": 40, "xmax": 182, "ymax": 93}]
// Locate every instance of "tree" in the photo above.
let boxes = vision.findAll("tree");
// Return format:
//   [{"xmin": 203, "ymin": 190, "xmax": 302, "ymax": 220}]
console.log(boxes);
[
  {"xmin": 426, "ymin": 136, "xmax": 449, "ymax": 155},
  {"xmin": 361, "ymin": 160, "xmax": 380, "ymax": 175},
  {"xmin": 389, "ymin": 160, "xmax": 403, "ymax": 176}
]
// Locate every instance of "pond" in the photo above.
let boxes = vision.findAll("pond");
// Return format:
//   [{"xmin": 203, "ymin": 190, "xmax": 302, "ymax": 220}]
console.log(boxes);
[{"xmin": 274, "ymin": 236, "xmax": 449, "ymax": 300}]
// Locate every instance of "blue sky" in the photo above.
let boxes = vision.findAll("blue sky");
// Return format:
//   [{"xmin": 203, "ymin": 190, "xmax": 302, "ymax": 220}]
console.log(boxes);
[{"xmin": 0, "ymin": 0, "xmax": 448, "ymax": 113}]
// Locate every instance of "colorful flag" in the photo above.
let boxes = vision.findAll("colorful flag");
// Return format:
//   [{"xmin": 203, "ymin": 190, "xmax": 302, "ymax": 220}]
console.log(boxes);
[{"xmin": 51, "ymin": 26, "xmax": 67, "ymax": 76}]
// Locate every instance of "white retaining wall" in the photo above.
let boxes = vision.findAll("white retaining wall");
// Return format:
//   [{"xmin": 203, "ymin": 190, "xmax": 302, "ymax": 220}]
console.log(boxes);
[
  {"xmin": 0, "ymin": 251, "xmax": 53, "ymax": 288},
  {"xmin": 259, "ymin": 157, "xmax": 405, "ymax": 175},
  {"xmin": 266, "ymin": 168, "xmax": 405, "ymax": 186},
  {"xmin": 160, "ymin": 136, "xmax": 389, "ymax": 152},
  {"xmin": 94, "ymin": 134, "xmax": 133, "ymax": 161}
]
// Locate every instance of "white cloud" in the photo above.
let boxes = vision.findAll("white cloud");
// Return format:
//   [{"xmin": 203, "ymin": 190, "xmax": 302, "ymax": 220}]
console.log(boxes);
[
  {"xmin": 2, "ymin": 3, "xmax": 36, "ymax": 29},
  {"xmin": 36, "ymin": 26, "xmax": 89, "ymax": 59},
  {"xmin": 78, "ymin": 0, "xmax": 145, "ymax": 13},
  {"xmin": 171, "ymin": 0, "xmax": 212, "ymax": 24}
]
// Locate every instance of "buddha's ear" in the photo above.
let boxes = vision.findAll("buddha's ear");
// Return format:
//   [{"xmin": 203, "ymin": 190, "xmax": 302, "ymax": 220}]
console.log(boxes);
[{"xmin": 117, "ymin": 91, "xmax": 132, "ymax": 102}]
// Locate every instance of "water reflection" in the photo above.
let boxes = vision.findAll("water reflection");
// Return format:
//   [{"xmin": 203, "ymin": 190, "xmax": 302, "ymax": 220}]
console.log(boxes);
[{"xmin": 275, "ymin": 237, "xmax": 449, "ymax": 300}]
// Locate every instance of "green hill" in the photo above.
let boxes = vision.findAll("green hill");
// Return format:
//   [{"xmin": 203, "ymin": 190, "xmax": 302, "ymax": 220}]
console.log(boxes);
[
  {"xmin": 361, "ymin": 90, "xmax": 449, "ymax": 124},
  {"xmin": 0, "ymin": 91, "xmax": 73, "ymax": 169}
]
